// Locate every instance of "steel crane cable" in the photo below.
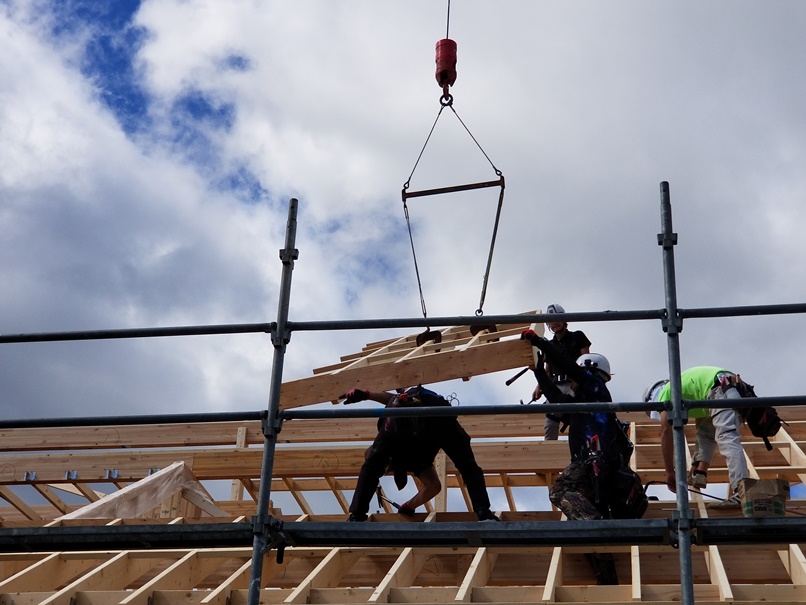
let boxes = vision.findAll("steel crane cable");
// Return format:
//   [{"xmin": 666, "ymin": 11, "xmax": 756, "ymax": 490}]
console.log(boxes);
[
  {"xmin": 402, "ymin": 95, "xmax": 505, "ymax": 319},
  {"xmin": 401, "ymin": 0, "xmax": 505, "ymax": 320}
]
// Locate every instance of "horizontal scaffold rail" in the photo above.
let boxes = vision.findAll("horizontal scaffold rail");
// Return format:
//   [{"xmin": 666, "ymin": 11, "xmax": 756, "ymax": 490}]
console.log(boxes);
[
  {"xmin": 4, "ymin": 517, "xmax": 806, "ymax": 553},
  {"xmin": 3, "ymin": 301, "xmax": 806, "ymax": 344}
]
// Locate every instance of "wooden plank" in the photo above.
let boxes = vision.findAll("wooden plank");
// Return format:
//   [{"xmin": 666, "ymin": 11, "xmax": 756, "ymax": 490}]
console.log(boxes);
[
  {"xmin": 542, "ymin": 546, "xmax": 562, "ymax": 602},
  {"xmin": 284, "ymin": 478, "xmax": 314, "ymax": 516},
  {"xmin": 706, "ymin": 545, "xmax": 734, "ymax": 601},
  {"xmin": 38, "ymin": 551, "xmax": 156, "ymax": 605},
  {"xmin": 181, "ymin": 488, "xmax": 230, "ymax": 517},
  {"xmin": 434, "ymin": 452, "xmax": 447, "ymax": 513},
  {"xmin": 455, "ymin": 548, "xmax": 495, "ymax": 602},
  {"xmin": 119, "ymin": 549, "xmax": 234, "ymax": 605},
  {"xmin": 201, "ymin": 558, "xmax": 252, "ymax": 604},
  {"xmin": 325, "ymin": 477, "xmax": 350, "ymax": 513},
  {"xmin": 284, "ymin": 548, "xmax": 360, "ymax": 604},
  {"xmin": 0, "ymin": 553, "xmax": 95, "ymax": 592},
  {"xmin": 0, "ymin": 422, "xmax": 264, "ymax": 452},
  {"xmin": 0, "ymin": 440, "xmax": 657, "ymax": 486},
  {"xmin": 230, "ymin": 427, "xmax": 248, "ymax": 500},
  {"xmin": 368, "ymin": 548, "xmax": 421, "ymax": 603},
  {"xmin": 0, "ymin": 486, "xmax": 42, "ymax": 521},
  {"xmin": 74, "ymin": 482, "xmax": 102, "ymax": 503},
  {"xmin": 32, "ymin": 485, "xmax": 70, "ymax": 514},
  {"xmin": 500, "ymin": 474, "xmax": 516, "ymax": 512},
  {"xmin": 280, "ymin": 334, "xmax": 536, "ymax": 409},
  {"xmin": 630, "ymin": 546, "xmax": 641, "ymax": 601}
]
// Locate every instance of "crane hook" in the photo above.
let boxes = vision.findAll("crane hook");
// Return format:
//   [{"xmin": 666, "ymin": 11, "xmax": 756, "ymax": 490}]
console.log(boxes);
[{"xmin": 435, "ymin": 38, "xmax": 457, "ymax": 102}]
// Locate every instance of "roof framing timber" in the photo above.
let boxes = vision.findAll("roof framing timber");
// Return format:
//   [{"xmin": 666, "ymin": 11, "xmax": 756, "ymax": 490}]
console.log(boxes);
[{"xmin": 1, "ymin": 320, "xmax": 806, "ymax": 602}]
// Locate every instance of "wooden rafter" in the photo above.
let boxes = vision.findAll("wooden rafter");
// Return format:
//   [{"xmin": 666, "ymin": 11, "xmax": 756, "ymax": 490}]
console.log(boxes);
[{"xmin": 279, "ymin": 316, "xmax": 542, "ymax": 409}]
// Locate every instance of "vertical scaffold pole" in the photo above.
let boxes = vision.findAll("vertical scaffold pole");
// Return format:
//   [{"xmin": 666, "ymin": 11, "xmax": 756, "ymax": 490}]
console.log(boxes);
[
  {"xmin": 248, "ymin": 198, "xmax": 299, "ymax": 604},
  {"xmin": 658, "ymin": 182, "xmax": 695, "ymax": 605}
]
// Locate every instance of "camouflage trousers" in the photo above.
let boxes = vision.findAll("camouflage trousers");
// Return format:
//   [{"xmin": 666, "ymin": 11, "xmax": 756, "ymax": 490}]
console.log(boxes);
[
  {"xmin": 549, "ymin": 457, "xmax": 611, "ymax": 521},
  {"xmin": 550, "ymin": 458, "xmax": 620, "ymax": 585}
]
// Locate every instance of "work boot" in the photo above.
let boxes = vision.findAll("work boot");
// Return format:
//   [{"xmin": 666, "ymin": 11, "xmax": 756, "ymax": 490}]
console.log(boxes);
[
  {"xmin": 687, "ymin": 471, "xmax": 708, "ymax": 489},
  {"xmin": 706, "ymin": 493, "xmax": 741, "ymax": 508},
  {"xmin": 477, "ymin": 510, "xmax": 500, "ymax": 522},
  {"xmin": 347, "ymin": 513, "xmax": 368, "ymax": 522},
  {"xmin": 707, "ymin": 479, "xmax": 746, "ymax": 508}
]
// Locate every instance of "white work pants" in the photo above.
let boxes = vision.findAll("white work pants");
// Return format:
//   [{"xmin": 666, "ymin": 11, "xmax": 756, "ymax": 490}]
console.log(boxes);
[{"xmin": 693, "ymin": 385, "xmax": 750, "ymax": 491}]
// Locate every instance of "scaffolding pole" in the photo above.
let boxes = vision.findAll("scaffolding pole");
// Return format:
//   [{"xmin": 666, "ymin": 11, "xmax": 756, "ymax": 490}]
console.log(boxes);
[
  {"xmin": 659, "ymin": 181, "xmax": 695, "ymax": 605},
  {"xmin": 248, "ymin": 198, "xmax": 299, "ymax": 605}
]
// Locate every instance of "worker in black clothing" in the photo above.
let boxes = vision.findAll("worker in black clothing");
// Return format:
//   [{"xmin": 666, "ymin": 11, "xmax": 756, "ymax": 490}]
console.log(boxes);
[
  {"xmin": 532, "ymin": 304, "xmax": 591, "ymax": 439},
  {"xmin": 521, "ymin": 329, "xmax": 647, "ymax": 585},
  {"xmin": 343, "ymin": 385, "xmax": 499, "ymax": 522}
]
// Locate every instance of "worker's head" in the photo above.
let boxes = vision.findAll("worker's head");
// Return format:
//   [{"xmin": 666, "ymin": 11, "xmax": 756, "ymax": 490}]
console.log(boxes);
[
  {"xmin": 545, "ymin": 303, "xmax": 567, "ymax": 334},
  {"xmin": 642, "ymin": 379, "xmax": 668, "ymax": 420},
  {"xmin": 643, "ymin": 379, "xmax": 669, "ymax": 403},
  {"xmin": 577, "ymin": 353, "xmax": 611, "ymax": 382}
]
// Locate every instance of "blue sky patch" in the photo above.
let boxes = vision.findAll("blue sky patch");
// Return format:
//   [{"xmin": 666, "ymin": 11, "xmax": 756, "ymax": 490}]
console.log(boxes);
[
  {"xmin": 216, "ymin": 166, "xmax": 269, "ymax": 204},
  {"xmin": 47, "ymin": 0, "xmax": 150, "ymax": 135},
  {"xmin": 221, "ymin": 54, "xmax": 251, "ymax": 72},
  {"xmin": 172, "ymin": 90, "xmax": 235, "ymax": 131},
  {"xmin": 37, "ymin": 0, "xmax": 269, "ymax": 204}
]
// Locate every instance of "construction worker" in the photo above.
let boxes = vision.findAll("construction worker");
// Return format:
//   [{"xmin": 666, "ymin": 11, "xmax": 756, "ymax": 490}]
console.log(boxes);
[
  {"xmin": 532, "ymin": 304, "xmax": 591, "ymax": 440},
  {"xmin": 522, "ymin": 329, "xmax": 646, "ymax": 585},
  {"xmin": 644, "ymin": 379, "xmax": 709, "ymax": 488},
  {"xmin": 645, "ymin": 367, "xmax": 754, "ymax": 507},
  {"xmin": 343, "ymin": 385, "xmax": 499, "ymax": 522}
]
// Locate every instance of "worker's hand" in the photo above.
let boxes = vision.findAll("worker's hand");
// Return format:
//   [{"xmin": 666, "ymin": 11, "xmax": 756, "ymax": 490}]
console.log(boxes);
[
  {"xmin": 398, "ymin": 502, "xmax": 416, "ymax": 517},
  {"xmin": 520, "ymin": 329, "xmax": 541, "ymax": 345},
  {"xmin": 532, "ymin": 385, "xmax": 542, "ymax": 401},
  {"xmin": 665, "ymin": 471, "xmax": 676, "ymax": 493},
  {"xmin": 343, "ymin": 388, "xmax": 370, "ymax": 404}
]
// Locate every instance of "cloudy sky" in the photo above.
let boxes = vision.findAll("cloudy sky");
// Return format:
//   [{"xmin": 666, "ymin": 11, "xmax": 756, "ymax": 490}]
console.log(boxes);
[{"xmin": 2, "ymin": 0, "xmax": 806, "ymax": 423}]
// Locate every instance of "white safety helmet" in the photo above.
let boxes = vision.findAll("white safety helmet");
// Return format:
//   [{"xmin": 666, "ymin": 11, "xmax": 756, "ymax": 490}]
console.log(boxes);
[
  {"xmin": 643, "ymin": 379, "xmax": 669, "ymax": 403},
  {"xmin": 545, "ymin": 304, "xmax": 566, "ymax": 328},
  {"xmin": 577, "ymin": 353, "xmax": 611, "ymax": 381}
]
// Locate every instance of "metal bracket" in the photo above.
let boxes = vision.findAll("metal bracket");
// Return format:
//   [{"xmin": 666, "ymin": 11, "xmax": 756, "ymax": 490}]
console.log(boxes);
[
  {"xmin": 278, "ymin": 247, "xmax": 299, "ymax": 265},
  {"xmin": 261, "ymin": 411, "xmax": 283, "ymax": 438},
  {"xmin": 661, "ymin": 310, "xmax": 683, "ymax": 334},
  {"xmin": 670, "ymin": 410, "xmax": 689, "ymax": 428},
  {"xmin": 23, "ymin": 471, "xmax": 36, "ymax": 481},
  {"xmin": 64, "ymin": 470, "xmax": 77, "ymax": 480},
  {"xmin": 254, "ymin": 514, "xmax": 288, "ymax": 564},
  {"xmin": 671, "ymin": 509, "xmax": 697, "ymax": 548},
  {"xmin": 270, "ymin": 324, "xmax": 291, "ymax": 347},
  {"xmin": 656, "ymin": 232, "xmax": 678, "ymax": 249}
]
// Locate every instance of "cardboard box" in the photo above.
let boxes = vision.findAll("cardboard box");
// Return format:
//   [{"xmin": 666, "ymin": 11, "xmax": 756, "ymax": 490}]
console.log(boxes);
[{"xmin": 739, "ymin": 478, "xmax": 790, "ymax": 517}]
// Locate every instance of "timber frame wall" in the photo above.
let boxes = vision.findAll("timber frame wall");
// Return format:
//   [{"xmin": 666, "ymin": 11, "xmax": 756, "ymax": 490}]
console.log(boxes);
[{"xmin": 1, "ymin": 184, "xmax": 806, "ymax": 604}]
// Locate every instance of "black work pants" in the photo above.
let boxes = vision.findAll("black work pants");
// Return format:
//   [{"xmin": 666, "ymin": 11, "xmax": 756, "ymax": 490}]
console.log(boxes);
[
  {"xmin": 433, "ymin": 420, "xmax": 491, "ymax": 514},
  {"xmin": 349, "ymin": 421, "xmax": 491, "ymax": 517},
  {"xmin": 350, "ymin": 431, "xmax": 398, "ymax": 516}
]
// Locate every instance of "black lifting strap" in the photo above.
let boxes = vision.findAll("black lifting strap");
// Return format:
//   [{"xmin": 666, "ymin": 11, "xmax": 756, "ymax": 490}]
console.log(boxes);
[{"xmin": 402, "ymin": 101, "xmax": 505, "ymax": 318}]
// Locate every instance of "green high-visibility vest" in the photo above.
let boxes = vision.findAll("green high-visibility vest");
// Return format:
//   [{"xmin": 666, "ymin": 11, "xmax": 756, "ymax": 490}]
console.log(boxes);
[{"xmin": 657, "ymin": 366, "xmax": 729, "ymax": 419}]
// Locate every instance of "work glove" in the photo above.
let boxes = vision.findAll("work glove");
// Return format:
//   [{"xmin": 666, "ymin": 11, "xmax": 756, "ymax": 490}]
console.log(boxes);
[
  {"xmin": 343, "ymin": 388, "xmax": 370, "ymax": 404},
  {"xmin": 520, "ymin": 329, "xmax": 543, "ymax": 346},
  {"xmin": 398, "ymin": 502, "xmax": 416, "ymax": 517}
]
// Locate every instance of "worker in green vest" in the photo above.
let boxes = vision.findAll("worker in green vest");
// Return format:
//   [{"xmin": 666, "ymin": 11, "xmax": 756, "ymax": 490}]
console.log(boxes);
[{"xmin": 645, "ymin": 366, "xmax": 752, "ymax": 507}]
